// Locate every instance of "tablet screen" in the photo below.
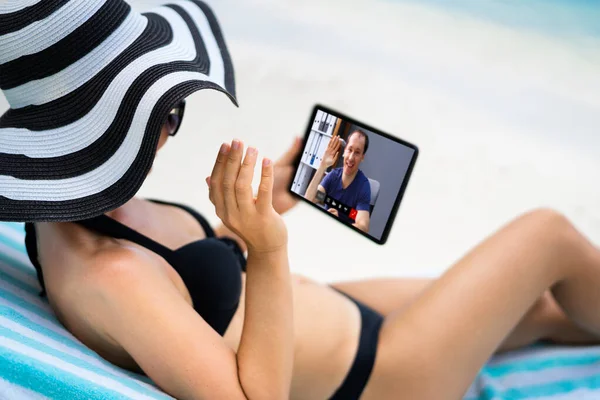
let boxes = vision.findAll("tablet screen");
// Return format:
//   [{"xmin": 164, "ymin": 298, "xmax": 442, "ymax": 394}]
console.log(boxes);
[{"xmin": 290, "ymin": 105, "xmax": 418, "ymax": 244}]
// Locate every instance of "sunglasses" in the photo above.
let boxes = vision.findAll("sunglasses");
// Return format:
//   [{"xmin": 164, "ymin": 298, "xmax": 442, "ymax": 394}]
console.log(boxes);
[{"xmin": 165, "ymin": 99, "xmax": 186, "ymax": 137}]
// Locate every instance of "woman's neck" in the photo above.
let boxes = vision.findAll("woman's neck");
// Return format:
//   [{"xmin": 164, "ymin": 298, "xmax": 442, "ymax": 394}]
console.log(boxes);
[{"xmin": 105, "ymin": 197, "xmax": 141, "ymax": 222}]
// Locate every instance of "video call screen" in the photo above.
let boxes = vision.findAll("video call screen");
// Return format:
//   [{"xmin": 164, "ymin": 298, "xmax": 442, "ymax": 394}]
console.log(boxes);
[{"xmin": 290, "ymin": 106, "xmax": 418, "ymax": 244}]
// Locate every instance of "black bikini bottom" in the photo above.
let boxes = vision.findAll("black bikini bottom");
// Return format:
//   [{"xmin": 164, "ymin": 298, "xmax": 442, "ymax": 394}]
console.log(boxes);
[{"xmin": 329, "ymin": 288, "xmax": 384, "ymax": 400}]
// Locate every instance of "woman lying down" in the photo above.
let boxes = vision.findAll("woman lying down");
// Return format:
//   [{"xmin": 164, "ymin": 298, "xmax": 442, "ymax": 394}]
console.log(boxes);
[{"xmin": 1, "ymin": 0, "xmax": 599, "ymax": 399}]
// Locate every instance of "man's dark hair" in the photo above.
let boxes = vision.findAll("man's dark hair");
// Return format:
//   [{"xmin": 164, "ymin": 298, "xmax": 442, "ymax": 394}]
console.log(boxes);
[{"xmin": 348, "ymin": 129, "xmax": 369, "ymax": 155}]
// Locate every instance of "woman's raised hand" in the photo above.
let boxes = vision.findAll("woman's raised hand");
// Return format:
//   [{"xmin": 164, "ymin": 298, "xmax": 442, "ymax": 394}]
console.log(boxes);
[{"xmin": 207, "ymin": 140, "xmax": 288, "ymax": 255}]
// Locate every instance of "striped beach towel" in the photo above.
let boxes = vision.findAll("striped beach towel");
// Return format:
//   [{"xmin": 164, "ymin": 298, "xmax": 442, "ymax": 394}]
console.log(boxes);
[
  {"xmin": 0, "ymin": 222, "xmax": 172, "ymax": 399},
  {"xmin": 1, "ymin": 221, "xmax": 600, "ymax": 399},
  {"xmin": 465, "ymin": 345, "xmax": 600, "ymax": 400}
]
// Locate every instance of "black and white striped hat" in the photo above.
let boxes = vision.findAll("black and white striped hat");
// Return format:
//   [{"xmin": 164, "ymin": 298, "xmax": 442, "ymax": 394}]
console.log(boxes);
[{"xmin": 0, "ymin": 0, "xmax": 237, "ymax": 222}]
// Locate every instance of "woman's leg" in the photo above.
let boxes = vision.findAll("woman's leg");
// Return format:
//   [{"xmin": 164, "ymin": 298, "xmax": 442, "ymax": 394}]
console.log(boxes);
[
  {"xmin": 359, "ymin": 209, "xmax": 600, "ymax": 400},
  {"xmin": 330, "ymin": 279, "xmax": 600, "ymax": 351},
  {"xmin": 331, "ymin": 278, "xmax": 432, "ymax": 316}
]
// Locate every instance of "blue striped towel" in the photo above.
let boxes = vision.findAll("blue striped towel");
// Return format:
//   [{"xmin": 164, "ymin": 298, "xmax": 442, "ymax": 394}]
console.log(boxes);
[
  {"xmin": 465, "ymin": 345, "xmax": 600, "ymax": 399},
  {"xmin": 0, "ymin": 222, "xmax": 173, "ymax": 399},
  {"xmin": 1, "ymin": 222, "xmax": 600, "ymax": 399}
]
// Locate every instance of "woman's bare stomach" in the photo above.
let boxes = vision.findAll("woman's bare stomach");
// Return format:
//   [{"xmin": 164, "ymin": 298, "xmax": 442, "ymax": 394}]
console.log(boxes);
[{"xmin": 225, "ymin": 274, "xmax": 362, "ymax": 400}]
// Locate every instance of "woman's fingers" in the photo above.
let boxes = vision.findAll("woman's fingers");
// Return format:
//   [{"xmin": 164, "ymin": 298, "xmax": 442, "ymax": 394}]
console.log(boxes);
[
  {"xmin": 256, "ymin": 158, "xmax": 274, "ymax": 212},
  {"xmin": 211, "ymin": 140, "xmax": 274, "ymax": 215},
  {"xmin": 223, "ymin": 139, "xmax": 244, "ymax": 214},
  {"xmin": 236, "ymin": 147, "xmax": 258, "ymax": 212},
  {"xmin": 209, "ymin": 143, "xmax": 230, "ymax": 216}
]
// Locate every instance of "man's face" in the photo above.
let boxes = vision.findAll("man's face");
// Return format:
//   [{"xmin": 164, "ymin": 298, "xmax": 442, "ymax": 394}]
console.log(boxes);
[{"xmin": 342, "ymin": 132, "xmax": 366, "ymax": 176}]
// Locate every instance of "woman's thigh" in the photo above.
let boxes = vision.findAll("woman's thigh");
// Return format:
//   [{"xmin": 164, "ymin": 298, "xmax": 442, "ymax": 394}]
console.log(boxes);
[
  {"xmin": 330, "ymin": 278, "xmax": 433, "ymax": 316},
  {"xmin": 330, "ymin": 276, "xmax": 600, "ymax": 355},
  {"xmin": 360, "ymin": 209, "xmax": 597, "ymax": 400}
]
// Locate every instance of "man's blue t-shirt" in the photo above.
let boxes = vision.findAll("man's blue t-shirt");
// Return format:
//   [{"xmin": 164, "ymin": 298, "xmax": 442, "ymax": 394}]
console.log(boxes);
[{"xmin": 320, "ymin": 168, "xmax": 371, "ymax": 223}]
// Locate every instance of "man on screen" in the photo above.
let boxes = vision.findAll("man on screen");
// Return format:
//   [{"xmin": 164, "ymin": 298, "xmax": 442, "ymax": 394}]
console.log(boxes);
[{"xmin": 304, "ymin": 130, "xmax": 371, "ymax": 232}]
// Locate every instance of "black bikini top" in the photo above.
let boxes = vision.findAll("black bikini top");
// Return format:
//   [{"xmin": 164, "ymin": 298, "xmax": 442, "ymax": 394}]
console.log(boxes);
[{"xmin": 24, "ymin": 200, "xmax": 246, "ymax": 336}]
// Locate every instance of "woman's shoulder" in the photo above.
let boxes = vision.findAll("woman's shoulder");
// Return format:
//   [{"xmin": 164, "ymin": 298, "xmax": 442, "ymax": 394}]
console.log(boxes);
[
  {"xmin": 84, "ymin": 246, "xmax": 154, "ymax": 280},
  {"xmin": 42, "ymin": 223, "xmax": 159, "ymax": 297}
]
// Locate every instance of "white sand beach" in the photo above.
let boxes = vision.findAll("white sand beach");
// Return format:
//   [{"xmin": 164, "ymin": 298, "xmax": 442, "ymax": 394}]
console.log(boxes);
[{"xmin": 3, "ymin": 0, "xmax": 600, "ymax": 282}]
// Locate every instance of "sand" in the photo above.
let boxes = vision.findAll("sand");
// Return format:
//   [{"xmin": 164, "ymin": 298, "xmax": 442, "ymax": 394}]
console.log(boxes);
[{"xmin": 2, "ymin": 0, "xmax": 599, "ymax": 283}]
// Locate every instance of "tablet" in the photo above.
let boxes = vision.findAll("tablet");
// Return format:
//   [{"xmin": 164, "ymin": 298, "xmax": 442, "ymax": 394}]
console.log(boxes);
[{"xmin": 289, "ymin": 105, "xmax": 418, "ymax": 244}]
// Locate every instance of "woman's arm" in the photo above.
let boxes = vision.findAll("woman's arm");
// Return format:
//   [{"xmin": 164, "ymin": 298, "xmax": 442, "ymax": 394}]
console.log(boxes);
[
  {"xmin": 196, "ymin": 231, "xmax": 294, "ymax": 398},
  {"xmin": 238, "ymin": 248, "xmax": 293, "ymax": 399},
  {"xmin": 207, "ymin": 140, "xmax": 294, "ymax": 399}
]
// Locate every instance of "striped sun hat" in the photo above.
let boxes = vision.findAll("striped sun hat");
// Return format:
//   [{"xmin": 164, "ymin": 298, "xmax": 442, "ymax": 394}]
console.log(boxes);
[{"xmin": 0, "ymin": 0, "xmax": 237, "ymax": 222}]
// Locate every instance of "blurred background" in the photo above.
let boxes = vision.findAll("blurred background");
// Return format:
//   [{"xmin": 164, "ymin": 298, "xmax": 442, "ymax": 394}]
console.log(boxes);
[{"xmin": 3, "ymin": 0, "xmax": 599, "ymax": 283}]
